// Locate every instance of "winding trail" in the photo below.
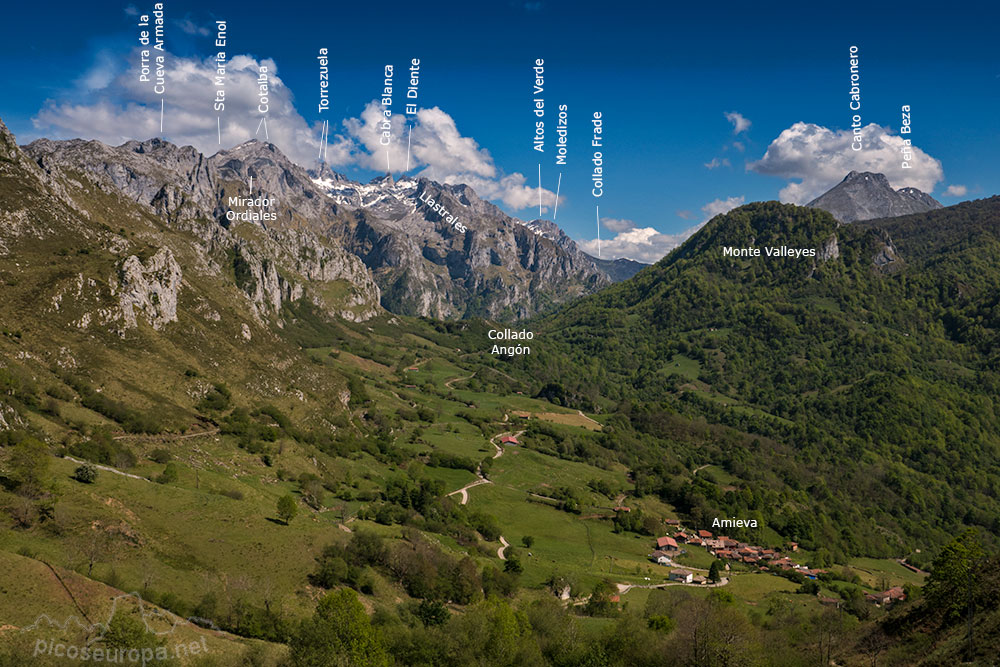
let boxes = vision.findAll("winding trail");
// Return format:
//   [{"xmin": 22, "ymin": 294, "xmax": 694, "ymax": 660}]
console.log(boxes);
[
  {"xmin": 692, "ymin": 464, "xmax": 711, "ymax": 475},
  {"xmin": 447, "ymin": 478, "xmax": 490, "ymax": 505},
  {"xmin": 112, "ymin": 428, "xmax": 219, "ymax": 442},
  {"xmin": 63, "ymin": 455, "xmax": 150, "ymax": 482},
  {"xmin": 497, "ymin": 536, "xmax": 510, "ymax": 560},
  {"xmin": 445, "ymin": 427, "xmax": 525, "ymax": 558},
  {"xmin": 576, "ymin": 411, "xmax": 602, "ymax": 428},
  {"xmin": 615, "ymin": 577, "xmax": 729, "ymax": 594},
  {"xmin": 444, "ymin": 372, "xmax": 476, "ymax": 389}
]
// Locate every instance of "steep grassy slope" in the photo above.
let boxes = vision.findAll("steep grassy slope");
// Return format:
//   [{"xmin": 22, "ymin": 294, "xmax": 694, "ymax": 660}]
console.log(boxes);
[{"xmin": 513, "ymin": 200, "xmax": 1000, "ymax": 558}]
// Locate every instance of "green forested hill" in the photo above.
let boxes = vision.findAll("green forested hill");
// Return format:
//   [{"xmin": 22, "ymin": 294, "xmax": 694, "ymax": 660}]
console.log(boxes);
[{"xmin": 515, "ymin": 200, "xmax": 1000, "ymax": 558}]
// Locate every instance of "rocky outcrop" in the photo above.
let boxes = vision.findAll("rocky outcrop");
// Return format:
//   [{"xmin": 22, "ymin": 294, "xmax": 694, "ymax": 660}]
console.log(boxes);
[
  {"xmin": 23, "ymin": 137, "xmax": 383, "ymax": 322},
  {"xmin": 117, "ymin": 247, "xmax": 183, "ymax": 329},
  {"xmin": 318, "ymin": 177, "xmax": 611, "ymax": 319},
  {"xmin": 807, "ymin": 171, "xmax": 942, "ymax": 223},
  {"xmin": 819, "ymin": 235, "xmax": 840, "ymax": 261},
  {"xmin": 22, "ymin": 135, "xmax": 610, "ymax": 321}
]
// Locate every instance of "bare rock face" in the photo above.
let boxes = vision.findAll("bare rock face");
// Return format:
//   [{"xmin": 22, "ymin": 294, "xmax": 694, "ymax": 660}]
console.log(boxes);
[
  {"xmin": 317, "ymin": 177, "xmax": 611, "ymax": 319},
  {"xmin": 22, "ymin": 134, "xmax": 612, "ymax": 321},
  {"xmin": 807, "ymin": 171, "xmax": 943, "ymax": 223},
  {"xmin": 118, "ymin": 247, "xmax": 183, "ymax": 329},
  {"xmin": 819, "ymin": 235, "xmax": 840, "ymax": 261},
  {"xmin": 24, "ymin": 137, "xmax": 383, "ymax": 322}
]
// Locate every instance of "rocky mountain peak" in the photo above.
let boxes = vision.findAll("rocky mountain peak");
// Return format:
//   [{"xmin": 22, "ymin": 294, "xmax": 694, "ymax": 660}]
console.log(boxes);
[
  {"xmin": 17, "ymin": 129, "xmax": 615, "ymax": 322},
  {"xmin": 807, "ymin": 171, "xmax": 942, "ymax": 223},
  {"xmin": 0, "ymin": 117, "xmax": 20, "ymax": 162}
]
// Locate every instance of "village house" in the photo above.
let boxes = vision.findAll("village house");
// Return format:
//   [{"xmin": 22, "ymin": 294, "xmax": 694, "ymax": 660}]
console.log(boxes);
[
  {"xmin": 686, "ymin": 536, "xmax": 703, "ymax": 546},
  {"xmin": 698, "ymin": 529, "xmax": 713, "ymax": 539},
  {"xmin": 656, "ymin": 536, "xmax": 679, "ymax": 551},
  {"xmin": 501, "ymin": 435, "xmax": 519, "ymax": 445},
  {"xmin": 674, "ymin": 531, "xmax": 689, "ymax": 541},
  {"xmin": 650, "ymin": 550, "xmax": 672, "ymax": 565},
  {"xmin": 866, "ymin": 586, "xmax": 906, "ymax": 605},
  {"xmin": 665, "ymin": 518, "xmax": 681, "ymax": 527},
  {"xmin": 669, "ymin": 569, "xmax": 694, "ymax": 584}
]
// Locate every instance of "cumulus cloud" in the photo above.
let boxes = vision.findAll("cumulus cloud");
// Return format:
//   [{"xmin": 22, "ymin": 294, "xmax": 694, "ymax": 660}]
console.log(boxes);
[
  {"xmin": 701, "ymin": 195, "xmax": 745, "ymax": 220},
  {"xmin": 577, "ymin": 225, "xmax": 694, "ymax": 264},
  {"xmin": 945, "ymin": 184, "xmax": 967, "ymax": 197},
  {"xmin": 32, "ymin": 49, "xmax": 558, "ymax": 213},
  {"xmin": 574, "ymin": 205, "xmax": 736, "ymax": 264},
  {"xmin": 676, "ymin": 210, "xmax": 695, "ymax": 220},
  {"xmin": 749, "ymin": 121, "xmax": 944, "ymax": 204},
  {"xmin": 601, "ymin": 218, "xmax": 637, "ymax": 233},
  {"xmin": 704, "ymin": 157, "xmax": 730, "ymax": 170},
  {"xmin": 326, "ymin": 101, "xmax": 557, "ymax": 211},
  {"xmin": 725, "ymin": 111, "xmax": 751, "ymax": 134},
  {"xmin": 34, "ymin": 51, "xmax": 319, "ymax": 164}
]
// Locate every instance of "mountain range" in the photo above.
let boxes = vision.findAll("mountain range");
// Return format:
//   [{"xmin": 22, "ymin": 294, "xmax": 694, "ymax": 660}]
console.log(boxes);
[
  {"xmin": 20, "ymin": 125, "xmax": 617, "ymax": 323},
  {"xmin": 806, "ymin": 170, "xmax": 942, "ymax": 223}
]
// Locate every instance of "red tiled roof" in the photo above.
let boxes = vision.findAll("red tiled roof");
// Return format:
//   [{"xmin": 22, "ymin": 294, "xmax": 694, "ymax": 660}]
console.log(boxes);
[
  {"xmin": 698, "ymin": 530, "xmax": 713, "ymax": 538},
  {"xmin": 656, "ymin": 536, "xmax": 678, "ymax": 549}
]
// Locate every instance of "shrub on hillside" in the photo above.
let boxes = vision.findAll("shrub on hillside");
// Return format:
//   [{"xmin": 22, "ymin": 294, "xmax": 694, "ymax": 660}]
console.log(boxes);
[{"xmin": 73, "ymin": 463, "xmax": 98, "ymax": 484}]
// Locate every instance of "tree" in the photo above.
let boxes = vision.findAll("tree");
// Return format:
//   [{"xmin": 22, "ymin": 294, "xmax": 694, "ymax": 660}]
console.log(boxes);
[
  {"xmin": 708, "ymin": 560, "xmax": 721, "ymax": 583},
  {"xmin": 585, "ymin": 579, "xmax": 619, "ymax": 617},
  {"xmin": 504, "ymin": 555, "xmax": 523, "ymax": 575},
  {"xmin": 73, "ymin": 463, "xmax": 98, "ymax": 484},
  {"xmin": 277, "ymin": 494, "xmax": 298, "ymax": 525},
  {"xmin": 923, "ymin": 528, "xmax": 987, "ymax": 625},
  {"xmin": 290, "ymin": 589, "xmax": 388, "ymax": 667},
  {"xmin": 8, "ymin": 438, "xmax": 49, "ymax": 496},
  {"xmin": 521, "ymin": 535, "xmax": 535, "ymax": 548},
  {"xmin": 101, "ymin": 610, "xmax": 164, "ymax": 652},
  {"xmin": 155, "ymin": 462, "xmax": 178, "ymax": 484},
  {"xmin": 415, "ymin": 599, "xmax": 449, "ymax": 627}
]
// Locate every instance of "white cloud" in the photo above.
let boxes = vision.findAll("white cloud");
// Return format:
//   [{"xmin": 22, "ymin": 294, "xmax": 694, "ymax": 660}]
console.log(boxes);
[
  {"xmin": 577, "ymin": 226, "xmax": 693, "ymax": 264},
  {"xmin": 749, "ymin": 121, "xmax": 944, "ymax": 204},
  {"xmin": 601, "ymin": 217, "xmax": 636, "ymax": 233},
  {"xmin": 704, "ymin": 157, "xmax": 731, "ymax": 170},
  {"xmin": 176, "ymin": 18, "xmax": 210, "ymax": 36},
  {"xmin": 327, "ymin": 101, "xmax": 557, "ymax": 211},
  {"xmin": 725, "ymin": 111, "xmax": 751, "ymax": 134},
  {"xmin": 34, "ymin": 51, "xmax": 320, "ymax": 164},
  {"xmin": 701, "ymin": 195, "xmax": 745, "ymax": 220},
  {"xmin": 31, "ymin": 49, "xmax": 558, "ymax": 213},
  {"xmin": 945, "ymin": 184, "xmax": 967, "ymax": 197},
  {"xmin": 575, "ymin": 196, "xmax": 744, "ymax": 263}
]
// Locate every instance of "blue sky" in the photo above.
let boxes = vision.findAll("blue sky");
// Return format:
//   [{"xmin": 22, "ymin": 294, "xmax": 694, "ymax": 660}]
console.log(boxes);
[{"xmin": 2, "ymin": 1, "xmax": 997, "ymax": 261}]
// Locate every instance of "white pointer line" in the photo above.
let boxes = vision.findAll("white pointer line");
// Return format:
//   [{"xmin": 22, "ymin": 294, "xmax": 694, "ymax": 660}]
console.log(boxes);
[
  {"xmin": 263, "ymin": 117, "xmax": 269, "ymax": 141},
  {"xmin": 597, "ymin": 205, "xmax": 601, "ymax": 258},
  {"xmin": 538, "ymin": 164, "xmax": 542, "ymax": 218},
  {"xmin": 405, "ymin": 124, "xmax": 412, "ymax": 173},
  {"xmin": 217, "ymin": 116, "xmax": 221, "ymax": 144},
  {"xmin": 160, "ymin": 99, "xmax": 164, "ymax": 134},
  {"xmin": 255, "ymin": 118, "xmax": 265, "ymax": 136},
  {"xmin": 318, "ymin": 119, "xmax": 328, "ymax": 160},
  {"xmin": 553, "ymin": 172, "xmax": 562, "ymax": 220}
]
